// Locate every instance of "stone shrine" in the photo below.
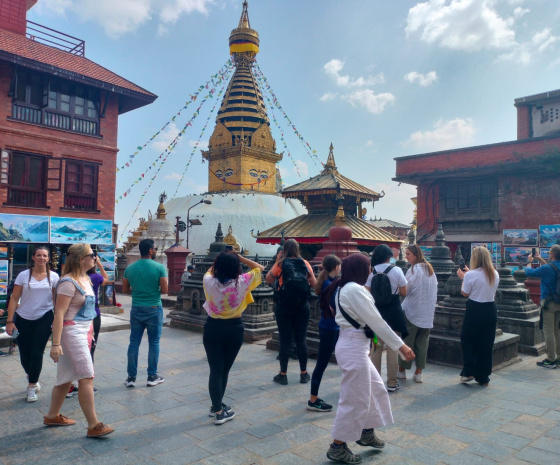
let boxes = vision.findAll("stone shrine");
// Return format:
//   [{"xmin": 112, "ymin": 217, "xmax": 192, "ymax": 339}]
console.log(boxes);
[
  {"xmin": 429, "ymin": 224, "xmax": 455, "ymax": 303},
  {"xmin": 427, "ymin": 248, "xmax": 520, "ymax": 369},
  {"xmin": 495, "ymin": 261, "xmax": 545, "ymax": 355},
  {"xmin": 168, "ymin": 224, "xmax": 277, "ymax": 341}
]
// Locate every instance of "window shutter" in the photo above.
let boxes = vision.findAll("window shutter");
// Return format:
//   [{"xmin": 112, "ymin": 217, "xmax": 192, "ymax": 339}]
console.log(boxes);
[
  {"xmin": 0, "ymin": 150, "xmax": 11, "ymax": 186},
  {"xmin": 42, "ymin": 79, "xmax": 50, "ymax": 108},
  {"xmin": 47, "ymin": 157, "xmax": 62, "ymax": 191}
]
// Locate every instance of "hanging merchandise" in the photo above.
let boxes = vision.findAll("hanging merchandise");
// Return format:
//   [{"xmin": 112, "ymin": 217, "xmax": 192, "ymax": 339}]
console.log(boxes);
[
  {"xmin": 116, "ymin": 60, "xmax": 233, "ymax": 173},
  {"xmin": 254, "ymin": 63, "xmax": 321, "ymax": 168}
]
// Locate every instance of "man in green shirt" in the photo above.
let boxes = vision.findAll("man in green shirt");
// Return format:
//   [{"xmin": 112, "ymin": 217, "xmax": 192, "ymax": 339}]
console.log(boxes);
[{"xmin": 123, "ymin": 239, "xmax": 168, "ymax": 387}]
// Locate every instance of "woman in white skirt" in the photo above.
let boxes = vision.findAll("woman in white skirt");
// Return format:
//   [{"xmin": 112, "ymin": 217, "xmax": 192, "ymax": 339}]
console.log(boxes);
[
  {"xmin": 326, "ymin": 253, "xmax": 415, "ymax": 464},
  {"xmin": 43, "ymin": 243, "xmax": 114, "ymax": 438}
]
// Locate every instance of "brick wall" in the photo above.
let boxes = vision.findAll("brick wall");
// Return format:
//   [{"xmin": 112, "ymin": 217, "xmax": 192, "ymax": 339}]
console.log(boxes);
[
  {"xmin": 0, "ymin": 62, "xmax": 119, "ymax": 221},
  {"xmin": 396, "ymin": 136, "xmax": 560, "ymax": 178},
  {"xmin": 0, "ymin": 0, "xmax": 27, "ymax": 35},
  {"xmin": 516, "ymin": 105, "xmax": 531, "ymax": 140}
]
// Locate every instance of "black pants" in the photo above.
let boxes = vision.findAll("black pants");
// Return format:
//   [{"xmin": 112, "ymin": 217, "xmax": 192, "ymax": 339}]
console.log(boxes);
[
  {"xmin": 310, "ymin": 328, "xmax": 339, "ymax": 396},
  {"xmin": 203, "ymin": 317, "xmax": 244, "ymax": 411},
  {"xmin": 460, "ymin": 300, "xmax": 497, "ymax": 384},
  {"xmin": 15, "ymin": 311, "xmax": 53, "ymax": 384},
  {"xmin": 276, "ymin": 302, "xmax": 310, "ymax": 373},
  {"xmin": 90, "ymin": 313, "xmax": 101, "ymax": 363}
]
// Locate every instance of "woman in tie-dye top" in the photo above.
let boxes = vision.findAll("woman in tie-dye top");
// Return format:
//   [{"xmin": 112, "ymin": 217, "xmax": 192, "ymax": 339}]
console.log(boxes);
[{"xmin": 202, "ymin": 251, "xmax": 264, "ymax": 425}]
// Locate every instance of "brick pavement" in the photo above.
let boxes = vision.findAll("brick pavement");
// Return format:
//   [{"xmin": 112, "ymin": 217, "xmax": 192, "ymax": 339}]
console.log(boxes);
[{"xmin": 1, "ymin": 322, "xmax": 560, "ymax": 465}]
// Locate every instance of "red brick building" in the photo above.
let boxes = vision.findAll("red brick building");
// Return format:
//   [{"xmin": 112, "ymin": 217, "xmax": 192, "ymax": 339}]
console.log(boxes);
[
  {"xmin": 0, "ymin": 0, "xmax": 156, "ymax": 280},
  {"xmin": 394, "ymin": 89, "xmax": 560, "ymax": 257}
]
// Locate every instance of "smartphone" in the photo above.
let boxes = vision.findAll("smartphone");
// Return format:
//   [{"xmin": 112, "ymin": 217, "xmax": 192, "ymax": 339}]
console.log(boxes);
[
  {"xmin": 532, "ymin": 247, "xmax": 536, "ymax": 257},
  {"xmin": 11, "ymin": 328, "xmax": 19, "ymax": 339},
  {"xmin": 225, "ymin": 245, "xmax": 233, "ymax": 252},
  {"xmin": 459, "ymin": 259, "xmax": 466, "ymax": 271}
]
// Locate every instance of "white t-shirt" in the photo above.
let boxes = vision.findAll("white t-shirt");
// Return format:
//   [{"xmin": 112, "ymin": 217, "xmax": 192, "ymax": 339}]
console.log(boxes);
[
  {"xmin": 401, "ymin": 264, "xmax": 438, "ymax": 328},
  {"xmin": 462, "ymin": 268, "xmax": 499, "ymax": 303},
  {"xmin": 14, "ymin": 269, "xmax": 60, "ymax": 320},
  {"xmin": 365, "ymin": 263, "xmax": 407, "ymax": 294}
]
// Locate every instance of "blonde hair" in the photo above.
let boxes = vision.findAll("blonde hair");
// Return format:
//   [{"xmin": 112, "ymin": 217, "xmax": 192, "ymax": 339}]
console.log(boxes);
[
  {"xmin": 406, "ymin": 244, "xmax": 434, "ymax": 276},
  {"xmin": 62, "ymin": 243, "xmax": 93, "ymax": 283},
  {"xmin": 470, "ymin": 246, "xmax": 495, "ymax": 285}
]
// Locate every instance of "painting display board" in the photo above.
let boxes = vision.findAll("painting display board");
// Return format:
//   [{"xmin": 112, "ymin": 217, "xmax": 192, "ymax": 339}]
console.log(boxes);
[
  {"xmin": 0, "ymin": 214, "xmax": 49, "ymax": 242},
  {"xmin": 50, "ymin": 217, "xmax": 112, "ymax": 245},
  {"xmin": 503, "ymin": 229, "xmax": 538, "ymax": 246},
  {"xmin": 0, "ymin": 259, "xmax": 8, "ymax": 310},
  {"xmin": 540, "ymin": 248, "xmax": 551, "ymax": 260},
  {"xmin": 96, "ymin": 244, "xmax": 115, "ymax": 281},
  {"xmin": 539, "ymin": 225, "xmax": 560, "ymax": 247},
  {"xmin": 504, "ymin": 247, "xmax": 533, "ymax": 265},
  {"xmin": 471, "ymin": 243, "xmax": 501, "ymax": 266},
  {"xmin": 420, "ymin": 246, "xmax": 432, "ymax": 259}
]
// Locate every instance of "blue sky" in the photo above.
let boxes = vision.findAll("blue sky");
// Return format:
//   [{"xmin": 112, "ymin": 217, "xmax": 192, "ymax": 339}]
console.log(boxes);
[{"xmin": 29, "ymin": 0, "xmax": 560, "ymax": 240}]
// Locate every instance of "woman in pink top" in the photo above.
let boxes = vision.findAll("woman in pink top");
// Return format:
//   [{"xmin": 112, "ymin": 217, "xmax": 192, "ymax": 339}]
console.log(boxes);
[{"xmin": 43, "ymin": 243, "xmax": 114, "ymax": 438}]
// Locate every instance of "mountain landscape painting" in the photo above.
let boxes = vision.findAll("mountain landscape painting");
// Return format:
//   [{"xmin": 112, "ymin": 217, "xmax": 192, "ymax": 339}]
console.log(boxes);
[
  {"xmin": 50, "ymin": 217, "xmax": 112, "ymax": 245},
  {"xmin": 0, "ymin": 214, "xmax": 49, "ymax": 242},
  {"xmin": 539, "ymin": 225, "xmax": 560, "ymax": 247}
]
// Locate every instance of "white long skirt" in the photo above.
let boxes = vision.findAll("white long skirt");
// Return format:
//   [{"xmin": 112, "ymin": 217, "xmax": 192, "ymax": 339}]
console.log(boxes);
[
  {"xmin": 331, "ymin": 329, "xmax": 394, "ymax": 442},
  {"xmin": 55, "ymin": 321, "xmax": 94, "ymax": 386}
]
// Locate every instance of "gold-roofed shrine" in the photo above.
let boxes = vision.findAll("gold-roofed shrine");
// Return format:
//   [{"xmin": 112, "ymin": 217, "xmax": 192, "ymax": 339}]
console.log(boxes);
[
  {"xmin": 201, "ymin": 0, "xmax": 282, "ymax": 194},
  {"xmin": 256, "ymin": 144, "xmax": 401, "ymax": 250}
]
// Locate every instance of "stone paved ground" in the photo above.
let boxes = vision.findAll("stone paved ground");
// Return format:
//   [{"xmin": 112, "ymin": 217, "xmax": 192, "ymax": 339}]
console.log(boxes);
[{"xmin": 1, "ymin": 320, "xmax": 560, "ymax": 465}]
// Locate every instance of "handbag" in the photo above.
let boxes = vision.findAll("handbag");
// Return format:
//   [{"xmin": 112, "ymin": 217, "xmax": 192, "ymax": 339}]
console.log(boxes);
[{"xmin": 337, "ymin": 290, "xmax": 375, "ymax": 339}]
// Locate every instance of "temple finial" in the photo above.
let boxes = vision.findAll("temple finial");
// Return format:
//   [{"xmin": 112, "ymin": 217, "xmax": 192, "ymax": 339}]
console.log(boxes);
[{"xmin": 325, "ymin": 143, "xmax": 337, "ymax": 171}]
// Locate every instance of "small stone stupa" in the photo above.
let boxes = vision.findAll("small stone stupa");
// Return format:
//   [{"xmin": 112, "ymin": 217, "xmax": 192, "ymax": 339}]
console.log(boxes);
[
  {"xmin": 427, "ymin": 249, "xmax": 521, "ymax": 369},
  {"xmin": 429, "ymin": 223, "xmax": 455, "ymax": 303}
]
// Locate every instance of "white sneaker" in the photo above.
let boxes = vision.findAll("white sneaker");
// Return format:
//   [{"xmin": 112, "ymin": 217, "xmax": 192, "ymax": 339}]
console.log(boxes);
[
  {"xmin": 27, "ymin": 387, "xmax": 38, "ymax": 403},
  {"xmin": 35, "ymin": 381, "xmax": 41, "ymax": 392},
  {"xmin": 413, "ymin": 373, "xmax": 423, "ymax": 383},
  {"xmin": 397, "ymin": 370, "xmax": 407, "ymax": 379},
  {"xmin": 460, "ymin": 376, "xmax": 474, "ymax": 384}
]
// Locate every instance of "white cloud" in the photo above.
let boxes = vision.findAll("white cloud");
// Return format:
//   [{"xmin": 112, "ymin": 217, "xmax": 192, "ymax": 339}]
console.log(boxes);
[
  {"xmin": 404, "ymin": 71, "xmax": 438, "ymax": 86},
  {"xmin": 366, "ymin": 182, "xmax": 417, "ymax": 225},
  {"xmin": 324, "ymin": 59, "xmax": 384, "ymax": 88},
  {"xmin": 342, "ymin": 89, "xmax": 395, "ymax": 115},
  {"xmin": 36, "ymin": 0, "xmax": 213, "ymax": 38},
  {"xmin": 165, "ymin": 172, "xmax": 182, "ymax": 181},
  {"xmin": 406, "ymin": 0, "xmax": 516, "ymax": 51},
  {"xmin": 152, "ymin": 122, "xmax": 182, "ymax": 152},
  {"xmin": 498, "ymin": 28, "xmax": 560, "ymax": 64},
  {"xmin": 401, "ymin": 118, "xmax": 476, "ymax": 151},
  {"xmin": 320, "ymin": 92, "xmax": 337, "ymax": 102},
  {"xmin": 294, "ymin": 160, "xmax": 309, "ymax": 178},
  {"xmin": 513, "ymin": 7, "xmax": 529, "ymax": 18}
]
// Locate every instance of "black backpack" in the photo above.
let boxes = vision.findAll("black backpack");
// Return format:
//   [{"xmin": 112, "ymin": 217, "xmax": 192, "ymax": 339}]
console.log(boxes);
[
  {"xmin": 547, "ymin": 263, "xmax": 560, "ymax": 304},
  {"xmin": 370, "ymin": 265, "xmax": 396, "ymax": 307},
  {"xmin": 275, "ymin": 258, "xmax": 310, "ymax": 306}
]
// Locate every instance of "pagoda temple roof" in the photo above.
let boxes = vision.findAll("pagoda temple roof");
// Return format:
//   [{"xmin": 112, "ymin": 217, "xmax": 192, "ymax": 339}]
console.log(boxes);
[
  {"xmin": 256, "ymin": 213, "xmax": 401, "ymax": 247},
  {"xmin": 282, "ymin": 144, "xmax": 381, "ymax": 202},
  {"xmin": 370, "ymin": 218, "xmax": 410, "ymax": 229}
]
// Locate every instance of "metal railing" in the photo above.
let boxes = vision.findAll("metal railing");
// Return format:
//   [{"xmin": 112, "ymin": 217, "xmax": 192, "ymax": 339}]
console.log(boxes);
[
  {"xmin": 64, "ymin": 194, "xmax": 97, "ymax": 211},
  {"xmin": 7, "ymin": 188, "xmax": 45, "ymax": 207},
  {"xmin": 26, "ymin": 21, "xmax": 85, "ymax": 57}
]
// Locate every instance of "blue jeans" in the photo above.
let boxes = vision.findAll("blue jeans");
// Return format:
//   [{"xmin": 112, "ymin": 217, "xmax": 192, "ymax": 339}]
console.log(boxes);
[{"xmin": 127, "ymin": 305, "xmax": 163, "ymax": 378}]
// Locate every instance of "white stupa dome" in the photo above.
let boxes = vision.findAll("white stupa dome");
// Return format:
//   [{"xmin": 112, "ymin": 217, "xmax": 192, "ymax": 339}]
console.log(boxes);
[{"xmin": 164, "ymin": 191, "xmax": 306, "ymax": 258}]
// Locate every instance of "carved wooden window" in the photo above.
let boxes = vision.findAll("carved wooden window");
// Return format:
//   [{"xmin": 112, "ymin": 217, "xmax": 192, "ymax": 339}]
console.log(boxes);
[
  {"xmin": 5, "ymin": 152, "xmax": 47, "ymax": 207},
  {"xmin": 442, "ymin": 180, "xmax": 497, "ymax": 218},
  {"xmin": 64, "ymin": 160, "xmax": 99, "ymax": 211}
]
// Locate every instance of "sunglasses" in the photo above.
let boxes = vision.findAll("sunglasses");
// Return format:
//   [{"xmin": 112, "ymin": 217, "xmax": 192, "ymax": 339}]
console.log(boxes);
[{"xmin": 84, "ymin": 253, "xmax": 95, "ymax": 259}]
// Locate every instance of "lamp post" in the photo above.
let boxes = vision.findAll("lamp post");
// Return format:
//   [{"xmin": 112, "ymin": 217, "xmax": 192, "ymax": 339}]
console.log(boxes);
[{"xmin": 186, "ymin": 199, "xmax": 212, "ymax": 249}]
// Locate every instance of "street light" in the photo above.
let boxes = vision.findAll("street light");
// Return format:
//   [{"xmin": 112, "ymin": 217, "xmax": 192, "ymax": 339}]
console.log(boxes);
[{"xmin": 186, "ymin": 199, "xmax": 212, "ymax": 249}]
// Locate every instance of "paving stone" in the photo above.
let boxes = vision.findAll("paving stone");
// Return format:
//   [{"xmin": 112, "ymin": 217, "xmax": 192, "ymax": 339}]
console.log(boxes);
[
  {"xmin": 483, "ymin": 431, "xmax": 532, "ymax": 450},
  {"xmin": 530, "ymin": 435, "xmax": 560, "ymax": 454},
  {"xmin": 154, "ymin": 444, "xmax": 211, "ymax": 465},
  {"xmin": 196, "ymin": 431, "xmax": 257, "ymax": 454},
  {"xmin": 442, "ymin": 450, "xmax": 499, "ymax": 464},
  {"xmin": 465, "ymin": 441, "xmax": 516, "ymax": 461},
  {"xmin": 245, "ymin": 422, "xmax": 284, "ymax": 438},
  {"xmin": 515, "ymin": 446, "xmax": 560, "ymax": 464},
  {"xmin": 243, "ymin": 434, "xmax": 293, "ymax": 458}
]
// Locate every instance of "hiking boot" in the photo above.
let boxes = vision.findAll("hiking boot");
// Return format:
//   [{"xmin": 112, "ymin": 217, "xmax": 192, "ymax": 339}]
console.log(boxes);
[
  {"xmin": 125, "ymin": 376, "xmax": 136, "ymax": 387},
  {"xmin": 307, "ymin": 398, "xmax": 332, "ymax": 412},
  {"xmin": 66, "ymin": 385, "xmax": 78, "ymax": 398},
  {"xmin": 273, "ymin": 373, "xmax": 288, "ymax": 385},
  {"xmin": 147, "ymin": 375, "xmax": 165, "ymax": 386},
  {"xmin": 87, "ymin": 422, "xmax": 114, "ymax": 437},
  {"xmin": 27, "ymin": 387, "xmax": 38, "ymax": 403},
  {"xmin": 43, "ymin": 414, "xmax": 76, "ymax": 426},
  {"xmin": 300, "ymin": 372, "xmax": 310, "ymax": 384},
  {"xmin": 327, "ymin": 443, "xmax": 362, "ymax": 463},
  {"xmin": 214, "ymin": 409, "xmax": 235, "ymax": 425},
  {"xmin": 209, "ymin": 403, "xmax": 232, "ymax": 417},
  {"xmin": 536, "ymin": 359, "xmax": 557, "ymax": 369},
  {"xmin": 356, "ymin": 428, "xmax": 384, "ymax": 448}
]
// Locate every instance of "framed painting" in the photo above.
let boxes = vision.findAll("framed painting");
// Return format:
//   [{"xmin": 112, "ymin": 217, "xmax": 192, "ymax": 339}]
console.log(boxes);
[
  {"xmin": 539, "ymin": 225, "xmax": 560, "ymax": 247},
  {"xmin": 503, "ymin": 229, "xmax": 538, "ymax": 246},
  {"xmin": 50, "ymin": 217, "xmax": 112, "ymax": 245},
  {"xmin": 0, "ymin": 214, "xmax": 49, "ymax": 243}
]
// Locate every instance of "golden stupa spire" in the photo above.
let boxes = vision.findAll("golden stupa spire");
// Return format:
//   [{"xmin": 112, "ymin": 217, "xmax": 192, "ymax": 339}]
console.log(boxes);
[
  {"xmin": 323, "ymin": 143, "xmax": 338, "ymax": 173},
  {"xmin": 229, "ymin": 1, "xmax": 259, "ymax": 59}
]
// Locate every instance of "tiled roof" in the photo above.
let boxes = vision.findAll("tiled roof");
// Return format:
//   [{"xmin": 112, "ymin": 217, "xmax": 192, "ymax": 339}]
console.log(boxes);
[
  {"xmin": 256, "ymin": 213, "xmax": 401, "ymax": 246},
  {"xmin": 369, "ymin": 219, "xmax": 409, "ymax": 229},
  {"xmin": 0, "ymin": 28, "xmax": 156, "ymax": 103},
  {"xmin": 282, "ymin": 170, "xmax": 380, "ymax": 200}
]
